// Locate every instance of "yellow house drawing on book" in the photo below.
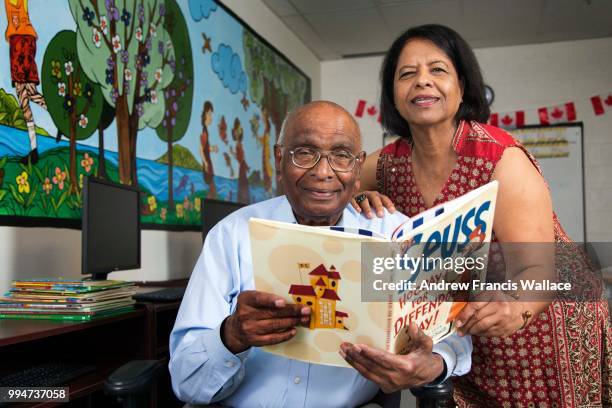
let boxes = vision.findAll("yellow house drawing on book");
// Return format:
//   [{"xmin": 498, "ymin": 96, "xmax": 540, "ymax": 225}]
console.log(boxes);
[{"xmin": 288, "ymin": 264, "xmax": 349, "ymax": 330}]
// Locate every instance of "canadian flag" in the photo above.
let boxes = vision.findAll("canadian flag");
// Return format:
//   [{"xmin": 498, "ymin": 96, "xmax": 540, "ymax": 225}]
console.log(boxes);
[
  {"xmin": 590, "ymin": 93, "xmax": 612, "ymax": 116},
  {"xmin": 538, "ymin": 102, "xmax": 576, "ymax": 125},
  {"xmin": 366, "ymin": 105, "xmax": 378, "ymax": 117},
  {"xmin": 354, "ymin": 99, "xmax": 367, "ymax": 118},
  {"xmin": 488, "ymin": 111, "xmax": 525, "ymax": 129}
]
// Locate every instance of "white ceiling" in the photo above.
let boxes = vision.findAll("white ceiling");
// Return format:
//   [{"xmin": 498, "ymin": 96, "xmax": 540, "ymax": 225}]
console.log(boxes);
[{"xmin": 262, "ymin": 0, "xmax": 612, "ymax": 60}]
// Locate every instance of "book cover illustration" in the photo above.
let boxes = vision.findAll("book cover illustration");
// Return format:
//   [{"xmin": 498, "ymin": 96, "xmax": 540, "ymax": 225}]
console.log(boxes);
[
  {"xmin": 288, "ymin": 263, "xmax": 349, "ymax": 330},
  {"xmin": 251, "ymin": 220, "xmax": 382, "ymax": 367}
]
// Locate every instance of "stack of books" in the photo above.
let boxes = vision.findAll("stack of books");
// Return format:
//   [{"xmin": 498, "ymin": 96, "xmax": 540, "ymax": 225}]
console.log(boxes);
[{"xmin": 0, "ymin": 279, "xmax": 136, "ymax": 321}]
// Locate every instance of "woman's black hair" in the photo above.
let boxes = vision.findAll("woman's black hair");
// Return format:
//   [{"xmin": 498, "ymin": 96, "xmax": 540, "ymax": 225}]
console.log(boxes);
[{"xmin": 380, "ymin": 24, "xmax": 490, "ymax": 140}]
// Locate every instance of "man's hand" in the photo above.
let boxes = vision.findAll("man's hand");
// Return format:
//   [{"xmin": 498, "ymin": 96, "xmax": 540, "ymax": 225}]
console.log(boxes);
[
  {"xmin": 222, "ymin": 290, "xmax": 311, "ymax": 354},
  {"xmin": 339, "ymin": 323, "xmax": 444, "ymax": 392}
]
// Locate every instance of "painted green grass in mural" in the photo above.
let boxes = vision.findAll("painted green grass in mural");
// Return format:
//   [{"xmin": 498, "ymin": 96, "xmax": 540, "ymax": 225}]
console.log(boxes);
[
  {"xmin": 0, "ymin": 88, "xmax": 50, "ymax": 136},
  {"xmin": 0, "ymin": 147, "xmax": 203, "ymax": 226}
]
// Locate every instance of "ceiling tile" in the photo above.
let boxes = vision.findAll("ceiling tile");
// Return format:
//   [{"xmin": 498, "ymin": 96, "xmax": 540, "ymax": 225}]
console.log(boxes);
[
  {"xmin": 540, "ymin": 0, "xmax": 612, "ymax": 39},
  {"xmin": 460, "ymin": 0, "xmax": 542, "ymax": 45},
  {"xmin": 262, "ymin": 0, "xmax": 299, "ymax": 17},
  {"xmin": 378, "ymin": 0, "xmax": 463, "ymax": 40},
  {"xmin": 282, "ymin": 15, "xmax": 340, "ymax": 59},
  {"xmin": 291, "ymin": 0, "xmax": 375, "ymax": 14},
  {"xmin": 303, "ymin": 9, "xmax": 393, "ymax": 56}
]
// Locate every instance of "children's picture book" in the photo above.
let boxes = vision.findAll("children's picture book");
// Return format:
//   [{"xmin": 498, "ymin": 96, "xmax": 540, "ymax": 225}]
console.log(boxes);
[
  {"xmin": 9, "ymin": 279, "xmax": 134, "ymax": 294},
  {"xmin": 0, "ymin": 286, "xmax": 137, "ymax": 304},
  {"xmin": 249, "ymin": 181, "xmax": 498, "ymax": 367},
  {"xmin": 0, "ymin": 307, "xmax": 136, "ymax": 321},
  {"xmin": 0, "ymin": 279, "xmax": 136, "ymax": 321}
]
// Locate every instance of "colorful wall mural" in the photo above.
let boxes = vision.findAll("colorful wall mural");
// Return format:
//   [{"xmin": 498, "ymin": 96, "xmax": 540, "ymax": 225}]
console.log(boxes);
[{"xmin": 0, "ymin": 0, "xmax": 310, "ymax": 229}]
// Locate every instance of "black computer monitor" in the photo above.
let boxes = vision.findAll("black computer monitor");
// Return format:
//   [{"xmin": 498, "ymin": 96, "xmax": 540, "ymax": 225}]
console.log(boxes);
[
  {"xmin": 82, "ymin": 176, "xmax": 141, "ymax": 280},
  {"xmin": 202, "ymin": 198, "xmax": 245, "ymax": 241}
]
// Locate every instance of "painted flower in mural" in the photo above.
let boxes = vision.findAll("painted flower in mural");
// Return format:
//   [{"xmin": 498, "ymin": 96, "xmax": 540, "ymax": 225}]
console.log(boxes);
[
  {"xmin": 52, "ymin": 167, "xmax": 67, "ymax": 191},
  {"xmin": 51, "ymin": 60, "xmax": 62, "ymax": 79},
  {"xmin": 80, "ymin": 153, "xmax": 94, "ymax": 172},
  {"xmin": 160, "ymin": 207, "xmax": 167, "ymax": 222},
  {"xmin": 182, "ymin": 196, "xmax": 191, "ymax": 211},
  {"xmin": 42, "ymin": 177, "xmax": 52, "ymax": 195},
  {"xmin": 84, "ymin": 83, "xmax": 94, "ymax": 102},
  {"xmin": 112, "ymin": 35, "xmax": 122, "ymax": 53},
  {"xmin": 137, "ymin": 3, "xmax": 145, "ymax": 22},
  {"xmin": 105, "ymin": 68, "xmax": 114, "ymax": 85},
  {"xmin": 82, "ymin": 6, "xmax": 95, "ymax": 26},
  {"xmin": 136, "ymin": 103, "xmax": 144, "ymax": 117},
  {"xmin": 64, "ymin": 61, "xmax": 74, "ymax": 76},
  {"xmin": 73, "ymin": 82, "xmax": 83, "ymax": 96},
  {"xmin": 100, "ymin": 15, "xmax": 108, "ymax": 35},
  {"xmin": 149, "ymin": 23, "xmax": 157, "ymax": 37},
  {"xmin": 124, "ymin": 68, "xmax": 133, "ymax": 82},
  {"xmin": 92, "ymin": 28, "xmax": 101, "ymax": 48},
  {"xmin": 148, "ymin": 196, "xmax": 157, "ymax": 212},
  {"xmin": 176, "ymin": 203, "xmax": 184, "ymax": 218},
  {"xmin": 120, "ymin": 50, "xmax": 129, "ymax": 64},
  {"xmin": 168, "ymin": 57, "xmax": 176, "ymax": 73},
  {"xmin": 78, "ymin": 114, "xmax": 89, "ymax": 129},
  {"xmin": 121, "ymin": 8, "xmax": 131, "ymax": 26},
  {"xmin": 57, "ymin": 82, "xmax": 66, "ymax": 97},
  {"xmin": 149, "ymin": 89, "xmax": 158, "ymax": 104},
  {"xmin": 110, "ymin": 88, "xmax": 119, "ymax": 103},
  {"xmin": 137, "ymin": 53, "xmax": 151, "ymax": 69},
  {"xmin": 16, "ymin": 171, "xmax": 30, "ymax": 194},
  {"xmin": 105, "ymin": 0, "xmax": 119, "ymax": 21},
  {"xmin": 154, "ymin": 68, "xmax": 163, "ymax": 82},
  {"xmin": 135, "ymin": 27, "xmax": 143, "ymax": 42},
  {"xmin": 63, "ymin": 95, "xmax": 75, "ymax": 114},
  {"xmin": 194, "ymin": 198, "xmax": 201, "ymax": 212}
]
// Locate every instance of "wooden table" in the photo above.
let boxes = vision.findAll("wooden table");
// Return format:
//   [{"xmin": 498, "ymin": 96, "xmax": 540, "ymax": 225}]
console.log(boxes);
[{"xmin": 0, "ymin": 282, "xmax": 185, "ymax": 407}]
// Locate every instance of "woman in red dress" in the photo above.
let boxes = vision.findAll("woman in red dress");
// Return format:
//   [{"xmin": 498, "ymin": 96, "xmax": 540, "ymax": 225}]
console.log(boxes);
[{"xmin": 354, "ymin": 24, "xmax": 611, "ymax": 407}]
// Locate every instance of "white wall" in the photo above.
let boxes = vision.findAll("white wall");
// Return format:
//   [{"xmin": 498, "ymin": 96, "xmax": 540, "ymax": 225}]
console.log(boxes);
[
  {"xmin": 321, "ymin": 37, "xmax": 612, "ymax": 245},
  {"xmin": 0, "ymin": 0, "xmax": 321, "ymax": 293}
]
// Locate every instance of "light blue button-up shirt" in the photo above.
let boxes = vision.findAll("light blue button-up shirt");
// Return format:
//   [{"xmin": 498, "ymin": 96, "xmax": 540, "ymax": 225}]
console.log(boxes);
[{"xmin": 169, "ymin": 196, "xmax": 472, "ymax": 407}]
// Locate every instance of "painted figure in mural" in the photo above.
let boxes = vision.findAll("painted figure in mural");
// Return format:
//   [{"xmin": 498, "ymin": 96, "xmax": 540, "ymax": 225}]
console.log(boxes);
[
  {"xmin": 4, "ymin": 0, "xmax": 47, "ymax": 165},
  {"xmin": 251, "ymin": 108, "xmax": 273, "ymax": 192},
  {"xmin": 218, "ymin": 114, "xmax": 228, "ymax": 145},
  {"xmin": 230, "ymin": 117, "xmax": 250, "ymax": 204},
  {"xmin": 199, "ymin": 100, "xmax": 216, "ymax": 198},
  {"xmin": 222, "ymin": 152, "xmax": 234, "ymax": 178},
  {"xmin": 260, "ymin": 107, "xmax": 273, "ymax": 191}
]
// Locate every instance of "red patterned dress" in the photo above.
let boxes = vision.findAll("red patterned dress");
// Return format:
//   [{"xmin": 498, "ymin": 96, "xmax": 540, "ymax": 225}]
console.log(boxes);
[{"xmin": 376, "ymin": 120, "xmax": 611, "ymax": 407}]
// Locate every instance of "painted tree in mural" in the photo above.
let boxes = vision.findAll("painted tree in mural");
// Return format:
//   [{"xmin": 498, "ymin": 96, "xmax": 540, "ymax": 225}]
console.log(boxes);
[
  {"xmin": 41, "ymin": 30, "xmax": 104, "ymax": 194},
  {"xmin": 68, "ymin": 0, "xmax": 175, "ymax": 185},
  {"xmin": 243, "ymin": 29, "xmax": 309, "ymax": 142},
  {"xmin": 96, "ymin": 100, "xmax": 115, "ymax": 179},
  {"xmin": 155, "ymin": 0, "xmax": 193, "ymax": 210}
]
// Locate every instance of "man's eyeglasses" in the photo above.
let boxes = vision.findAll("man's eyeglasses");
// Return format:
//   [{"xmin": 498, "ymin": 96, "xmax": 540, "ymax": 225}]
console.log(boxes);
[{"xmin": 287, "ymin": 146, "xmax": 364, "ymax": 172}]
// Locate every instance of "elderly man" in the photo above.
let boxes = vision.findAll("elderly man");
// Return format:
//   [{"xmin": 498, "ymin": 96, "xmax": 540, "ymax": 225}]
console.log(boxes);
[{"xmin": 169, "ymin": 101, "xmax": 471, "ymax": 407}]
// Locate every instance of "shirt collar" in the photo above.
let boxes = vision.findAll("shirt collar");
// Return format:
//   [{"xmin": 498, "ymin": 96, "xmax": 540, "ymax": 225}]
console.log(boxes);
[{"xmin": 277, "ymin": 195, "xmax": 356, "ymax": 227}]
